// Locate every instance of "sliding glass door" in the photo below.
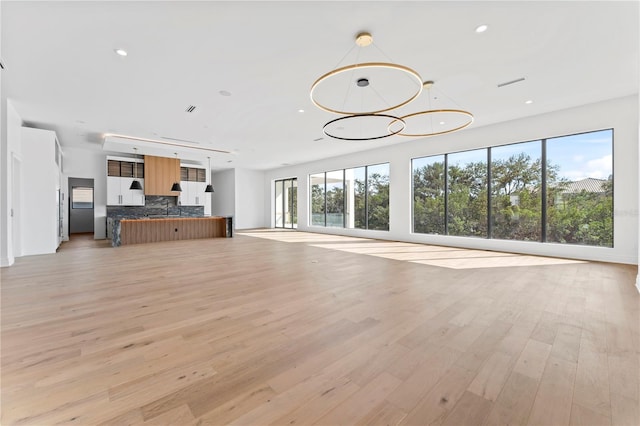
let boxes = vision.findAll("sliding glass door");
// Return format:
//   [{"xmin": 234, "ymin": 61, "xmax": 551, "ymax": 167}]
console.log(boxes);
[{"xmin": 275, "ymin": 178, "xmax": 297, "ymax": 229}]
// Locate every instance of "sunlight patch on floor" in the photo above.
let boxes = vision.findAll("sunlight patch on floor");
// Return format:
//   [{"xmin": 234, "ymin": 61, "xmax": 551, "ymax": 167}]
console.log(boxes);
[
  {"xmin": 240, "ymin": 230, "xmax": 587, "ymax": 269},
  {"xmin": 411, "ymin": 255, "xmax": 584, "ymax": 269},
  {"xmin": 238, "ymin": 231, "xmax": 371, "ymax": 243}
]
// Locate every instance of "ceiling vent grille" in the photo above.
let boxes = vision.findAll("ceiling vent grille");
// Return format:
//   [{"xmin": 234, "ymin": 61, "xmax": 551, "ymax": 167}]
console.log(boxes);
[
  {"xmin": 497, "ymin": 77, "xmax": 525, "ymax": 88},
  {"xmin": 185, "ymin": 105, "xmax": 197, "ymax": 113}
]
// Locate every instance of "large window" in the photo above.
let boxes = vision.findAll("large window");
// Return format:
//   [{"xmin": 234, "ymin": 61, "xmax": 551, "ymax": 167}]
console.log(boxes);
[
  {"xmin": 366, "ymin": 163, "xmax": 390, "ymax": 231},
  {"xmin": 448, "ymin": 149, "xmax": 488, "ymax": 237},
  {"xmin": 413, "ymin": 156, "xmax": 445, "ymax": 234},
  {"xmin": 411, "ymin": 129, "xmax": 613, "ymax": 248},
  {"xmin": 345, "ymin": 167, "xmax": 366, "ymax": 229},
  {"xmin": 491, "ymin": 141, "xmax": 542, "ymax": 241},
  {"xmin": 546, "ymin": 130, "xmax": 613, "ymax": 247},
  {"xmin": 310, "ymin": 163, "xmax": 389, "ymax": 231},
  {"xmin": 326, "ymin": 170, "xmax": 344, "ymax": 227},
  {"xmin": 310, "ymin": 173, "xmax": 325, "ymax": 226}
]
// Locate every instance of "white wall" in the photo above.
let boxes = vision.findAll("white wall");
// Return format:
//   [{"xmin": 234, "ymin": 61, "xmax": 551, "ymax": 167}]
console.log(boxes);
[
  {"xmin": 0, "ymin": 80, "xmax": 8, "ymax": 266},
  {"xmin": 21, "ymin": 127, "xmax": 60, "ymax": 256},
  {"xmin": 234, "ymin": 168, "xmax": 266, "ymax": 230},
  {"xmin": 1, "ymin": 100, "xmax": 23, "ymax": 266},
  {"xmin": 63, "ymin": 147, "xmax": 107, "ymax": 239},
  {"xmin": 264, "ymin": 95, "xmax": 639, "ymax": 265},
  {"xmin": 212, "ymin": 169, "xmax": 235, "ymax": 221}
]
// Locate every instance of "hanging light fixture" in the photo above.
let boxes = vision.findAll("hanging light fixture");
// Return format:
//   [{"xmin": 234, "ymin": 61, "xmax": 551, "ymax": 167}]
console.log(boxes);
[
  {"xmin": 388, "ymin": 81, "xmax": 474, "ymax": 137},
  {"xmin": 171, "ymin": 152, "xmax": 182, "ymax": 192},
  {"xmin": 129, "ymin": 147, "xmax": 143, "ymax": 190},
  {"xmin": 310, "ymin": 33, "xmax": 473, "ymax": 141},
  {"xmin": 310, "ymin": 32, "xmax": 421, "ymax": 141},
  {"xmin": 204, "ymin": 156, "xmax": 214, "ymax": 193}
]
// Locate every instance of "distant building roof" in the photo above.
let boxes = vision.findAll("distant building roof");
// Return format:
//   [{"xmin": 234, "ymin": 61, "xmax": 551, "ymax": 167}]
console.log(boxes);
[{"xmin": 562, "ymin": 178, "xmax": 607, "ymax": 193}]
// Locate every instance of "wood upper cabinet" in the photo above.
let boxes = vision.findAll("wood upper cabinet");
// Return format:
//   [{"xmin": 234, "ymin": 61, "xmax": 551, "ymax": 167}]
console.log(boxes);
[{"xmin": 144, "ymin": 155, "xmax": 181, "ymax": 196}]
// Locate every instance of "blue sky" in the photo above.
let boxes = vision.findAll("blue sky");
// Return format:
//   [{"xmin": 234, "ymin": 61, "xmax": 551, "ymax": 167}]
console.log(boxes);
[
  {"xmin": 547, "ymin": 129, "xmax": 613, "ymax": 180},
  {"xmin": 413, "ymin": 129, "xmax": 613, "ymax": 182}
]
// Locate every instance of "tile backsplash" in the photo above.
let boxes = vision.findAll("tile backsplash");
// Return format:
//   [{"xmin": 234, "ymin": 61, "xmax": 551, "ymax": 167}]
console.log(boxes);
[{"xmin": 107, "ymin": 196, "xmax": 204, "ymax": 218}]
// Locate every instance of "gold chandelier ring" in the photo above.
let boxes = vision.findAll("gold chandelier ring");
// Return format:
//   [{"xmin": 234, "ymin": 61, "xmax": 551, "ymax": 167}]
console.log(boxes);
[
  {"xmin": 310, "ymin": 62, "xmax": 423, "ymax": 115},
  {"xmin": 389, "ymin": 109, "xmax": 474, "ymax": 137}
]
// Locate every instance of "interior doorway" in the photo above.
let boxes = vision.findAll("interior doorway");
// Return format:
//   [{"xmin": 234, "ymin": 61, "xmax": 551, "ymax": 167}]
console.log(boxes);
[
  {"xmin": 68, "ymin": 177, "xmax": 95, "ymax": 236},
  {"xmin": 274, "ymin": 178, "xmax": 297, "ymax": 229}
]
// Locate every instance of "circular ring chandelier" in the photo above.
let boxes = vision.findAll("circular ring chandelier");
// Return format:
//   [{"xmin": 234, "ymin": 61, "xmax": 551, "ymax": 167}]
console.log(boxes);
[
  {"xmin": 388, "ymin": 109, "xmax": 474, "ymax": 137},
  {"xmin": 310, "ymin": 32, "xmax": 473, "ymax": 141},
  {"xmin": 310, "ymin": 62, "xmax": 423, "ymax": 115},
  {"xmin": 323, "ymin": 114, "xmax": 406, "ymax": 141}
]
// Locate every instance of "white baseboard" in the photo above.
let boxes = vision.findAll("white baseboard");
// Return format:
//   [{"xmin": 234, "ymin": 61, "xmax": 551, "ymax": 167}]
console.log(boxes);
[{"xmin": 0, "ymin": 256, "xmax": 14, "ymax": 267}]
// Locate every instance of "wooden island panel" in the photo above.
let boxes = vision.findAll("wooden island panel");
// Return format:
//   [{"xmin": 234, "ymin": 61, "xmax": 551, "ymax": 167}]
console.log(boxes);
[{"xmin": 120, "ymin": 217, "xmax": 226, "ymax": 245}]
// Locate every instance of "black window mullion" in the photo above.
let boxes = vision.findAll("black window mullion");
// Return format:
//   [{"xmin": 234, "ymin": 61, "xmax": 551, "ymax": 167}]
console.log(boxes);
[
  {"xmin": 487, "ymin": 148, "xmax": 492, "ymax": 239},
  {"xmin": 343, "ymin": 170, "xmax": 346, "ymax": 228},
  {"xmin": 444, "ymin": 154, "xmax": 449, "ymax": 235},
  {"xmin": 541, "ymin": 139, "xmax": 547, "ymax": 242},
  {"xmin": 324, "ymin": 172, "xmax": 327, "ymax": 227},
  {"xmin": 365, "ymin": 166, "xmax": 369, "ymax": 230},
  {"xmin": 283, "ymin": 180, "xmax": 287, "ymax": 229},
  {"xmin": 288, "ymin": 179, "xmax": 293, "ymax": 229}
]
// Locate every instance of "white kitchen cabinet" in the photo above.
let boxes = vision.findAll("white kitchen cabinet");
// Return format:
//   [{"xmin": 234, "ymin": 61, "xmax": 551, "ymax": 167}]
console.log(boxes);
[
  {"xmin": 178, "ymin": 165, "xmax": 209, "ymax": 208},
  {"xmin": 179, "ymin": 181, "xmax": 207, "ymax": 206},
  {"xmin": 107, "ymin": 176, "xmax": 145, "ymax": 206},
  {"xmin": 106, "ymin": 156, "xmax": 145, "ymax": 206}
]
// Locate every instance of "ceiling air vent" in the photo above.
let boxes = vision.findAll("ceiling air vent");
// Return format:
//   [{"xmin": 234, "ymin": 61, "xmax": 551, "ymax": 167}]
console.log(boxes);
[
  {"xmin": 497, "ymin": 77, "xmax": 525, "ymax": 88},
  {"xmin": 185, "ymin": 105, "xmax": 197, "ymax": 113}
]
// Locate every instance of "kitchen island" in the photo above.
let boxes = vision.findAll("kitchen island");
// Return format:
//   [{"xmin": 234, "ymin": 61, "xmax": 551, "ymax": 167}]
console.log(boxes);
[{"xmin": 111, "ymin": 216, "xmax": 232, "ymax": 246}]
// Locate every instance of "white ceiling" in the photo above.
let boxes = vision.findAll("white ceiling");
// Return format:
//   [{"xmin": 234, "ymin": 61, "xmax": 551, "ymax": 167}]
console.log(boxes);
[{"xmin": 2, "ymin": 1, "xmax": 638, "ymax": 170}]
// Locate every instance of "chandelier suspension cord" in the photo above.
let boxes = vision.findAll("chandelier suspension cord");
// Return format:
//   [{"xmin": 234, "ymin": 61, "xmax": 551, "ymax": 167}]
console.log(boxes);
[
  {"xmin": 433, "ymin": 85, "xmax": 466, "ymax": 110},
  {"xmin": 373, "ymin": 42, "xmax": 422, "ymax": 90},
  {"xmin": 333, "ymin": 44, "xmax": 357, "ymax": 69},
  {"xmin": 341, "ymin": 46, "xmax": 362, "ymax": 112},
  {"xmin": 368, "ymin": 84, "xmax": 392, "ymax": 110},
  {"xmin": 427, "ymin": 85, "xmax": 434, "ymax": 133}
]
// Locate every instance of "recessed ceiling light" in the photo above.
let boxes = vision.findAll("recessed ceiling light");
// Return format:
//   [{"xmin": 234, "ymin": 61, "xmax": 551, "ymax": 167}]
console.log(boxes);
[
  {"xmin": 219, "ymin": 90, "xmax": 232, "ymax": 97},
  {"xmin": 298, "ymin": 109, "xmax": 305, "ymax": 113},
  {"xmin": 525, "ymin": 100, "xmax": 533, "ymax": 104},
  {"xmin": 475, "ymin": 24, "xmax": 488, "ymax": 33},
  {"xmin": 439, "ymin": 121, "xmax": 445, "ymax": 125},
  {"xmin": 114, "ymin": 48, "xmax": 128, "ymax": 57}
]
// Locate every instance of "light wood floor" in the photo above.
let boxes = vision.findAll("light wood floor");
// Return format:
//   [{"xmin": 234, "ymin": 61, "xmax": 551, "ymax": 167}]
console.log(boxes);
[{"xmin": 1, "ymin": 231, "xmax": 638, "ymax": 425}]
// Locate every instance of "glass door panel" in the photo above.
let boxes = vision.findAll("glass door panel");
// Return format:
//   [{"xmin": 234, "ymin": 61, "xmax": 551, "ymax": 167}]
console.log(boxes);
[
  {"xmin": 275, "ymin": 180, "xmax": 284, "ymax": 227},
  {"xmin": 275, "ymin": 178, "xmax": 297, "ymax": 229}
]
